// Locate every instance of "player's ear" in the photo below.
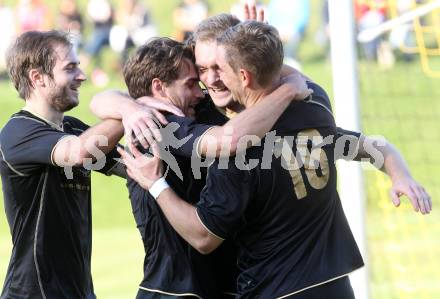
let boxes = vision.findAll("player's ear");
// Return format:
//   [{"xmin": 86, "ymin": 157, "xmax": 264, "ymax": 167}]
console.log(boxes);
[
  {"xmin": 239, "ymin": 68, "xmax": 252, "ymax": 88},
  {"xmin": 151, "ymin": 78, "xmax": 167, "ymax": 98},
  {"xmin": 29, "ymin": 69, "xmax": 45, "ymax": 88}
]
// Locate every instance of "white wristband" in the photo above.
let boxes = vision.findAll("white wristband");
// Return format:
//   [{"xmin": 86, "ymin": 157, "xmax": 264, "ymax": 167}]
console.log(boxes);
[{"xmin": 149, "ymin": 177, "xmax": 170, "ymax": 199}]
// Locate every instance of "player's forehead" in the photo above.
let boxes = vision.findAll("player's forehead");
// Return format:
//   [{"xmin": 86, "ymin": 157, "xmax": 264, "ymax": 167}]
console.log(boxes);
[
  {"xmin": 194, "ymin": 40, "xmax": 218, "ymax": 68},
  {"xmin": 53, "ymin": 44, "xmax": 78, "ymax": 68},
  {"xmin": 176, "ymin": 58, "xmax": 199, "ymax": 82},
  {"xmin": 214, "ymin": 45, "xmax": 229, "ymax": 69}
]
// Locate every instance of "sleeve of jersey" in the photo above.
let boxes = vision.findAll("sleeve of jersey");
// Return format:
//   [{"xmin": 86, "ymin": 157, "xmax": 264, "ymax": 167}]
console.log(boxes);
[
  {"xmin": 164, "ymin": 115, "xmax": 213, "ymax": 158},
  {"xmin": 0, "ymin": 118, "xmax": 70, "ymax": 172},
  {"xmin": 335, "ymin": 127, "xmax": 362, "ymax": 160},
  {"xmin": 64, "ymin": 116, "xmax": 122, "ymax": 175},
  {"xmin": 196, "ymin": 160, "xmax": 252, "ymax": 240}
]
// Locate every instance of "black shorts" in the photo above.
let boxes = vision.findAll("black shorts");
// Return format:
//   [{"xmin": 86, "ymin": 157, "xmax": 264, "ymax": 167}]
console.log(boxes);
[{"xmin": 288, "ymin": 276, "xmax": 355, "ymax": 299}]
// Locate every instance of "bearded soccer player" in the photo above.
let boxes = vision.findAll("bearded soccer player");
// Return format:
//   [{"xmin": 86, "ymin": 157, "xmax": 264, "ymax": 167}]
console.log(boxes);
[{"xmin": 0, "ymin": 30, "xmax": 174, "ymax": 298}]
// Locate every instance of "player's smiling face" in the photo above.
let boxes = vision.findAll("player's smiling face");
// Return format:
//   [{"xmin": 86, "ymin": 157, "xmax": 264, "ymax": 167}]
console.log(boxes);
[
  {"xmin": 44, "ymin": 44, "xmax": 86, "ymax": 112},
  {"xmin": 215, "ymin": 45, "xmax": 244, "ymax": 104},
  {"xmin": 195, "ymin": 40, "xmax": 234, "ymax": 109}
]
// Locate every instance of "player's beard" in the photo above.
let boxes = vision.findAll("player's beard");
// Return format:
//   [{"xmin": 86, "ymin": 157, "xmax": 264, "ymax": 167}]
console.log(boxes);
[{"xmin": 48, "ymin": 84, "xmax": 79, "ymax": 112}]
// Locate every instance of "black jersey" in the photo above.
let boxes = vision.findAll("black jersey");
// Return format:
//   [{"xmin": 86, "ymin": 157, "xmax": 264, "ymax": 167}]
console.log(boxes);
[
  {"xmin": 0, "ymin": 110, "xmax": 118, "ymax": 299},
  {"xmin": 127, "ymin": 114, "xmax": 221, "ymax": 298},
  {"xmin": 196, "ymin": 85, "xmax": 364, "ymax": 298}
]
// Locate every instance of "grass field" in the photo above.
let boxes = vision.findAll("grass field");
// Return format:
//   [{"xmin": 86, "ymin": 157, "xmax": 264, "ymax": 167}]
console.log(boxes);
[{"xmin": 1, "ymin": 0, "xmax": 440, "ymax": 298}]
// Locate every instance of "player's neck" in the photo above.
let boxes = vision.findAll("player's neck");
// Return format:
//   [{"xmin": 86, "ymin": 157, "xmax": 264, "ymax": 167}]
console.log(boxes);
[
  {"xmin": 243, "ymin": 76, "xmax": 281, "ymax": 108},
  {"xmin": 24, "ymin": 95, "xmax": 64, "ymax": 128}
]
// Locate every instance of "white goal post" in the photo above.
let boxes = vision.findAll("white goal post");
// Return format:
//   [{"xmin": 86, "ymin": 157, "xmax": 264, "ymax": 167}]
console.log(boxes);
[{"xmin": 328, "ymin": 1, "xmax": 368, "ymax": 299}]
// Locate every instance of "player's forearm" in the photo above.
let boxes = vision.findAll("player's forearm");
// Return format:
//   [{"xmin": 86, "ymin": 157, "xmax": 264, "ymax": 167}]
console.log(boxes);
[
  {"xmin": 199, "ymin": 83, "xmax": 296, "ymax": 157},
  {"xmin": 90, "ymin": 90, "xmax": 137, "ymax": 120},
  {"xmin": 156, "ymin": 188, "xmax": 219, "ymax": 254},
  {"xmin": 54, "ymin": 119, "xmax": 124, "ymax": 167},
  {"xmin": 380, "ymin": 142, "xmax": 413, "ymax": 181},
  {"xmin": 357, "ymin": 136, "xmax": 413, "ymax": 180}
]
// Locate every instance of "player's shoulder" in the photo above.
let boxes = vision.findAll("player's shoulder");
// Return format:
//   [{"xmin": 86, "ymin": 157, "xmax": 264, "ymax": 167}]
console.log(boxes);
[
  {"xmin": 1, "ymin": 110, "xmax": 47, "ymax": 141},
  {"xmin": 305, "ymin": 81, "xmax": 333, "ymax": 112},
  {"xmin": 63, "ymin": 115, "xmax": 89, "ymax": 134}
]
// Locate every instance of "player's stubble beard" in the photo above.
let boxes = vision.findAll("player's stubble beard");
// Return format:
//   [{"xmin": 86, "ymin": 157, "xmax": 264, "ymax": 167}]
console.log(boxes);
[{"xmin": 47, "ymin": 82, "xmax": 79, "ymax": 112}]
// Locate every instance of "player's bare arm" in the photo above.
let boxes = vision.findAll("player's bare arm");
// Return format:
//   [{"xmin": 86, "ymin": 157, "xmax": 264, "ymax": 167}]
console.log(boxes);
[
  {"xmin": 52, "ymin": 119, "xmax": 124, "ymax": 167},
  {"xmin": 90, "ymin": 90, "xmax": 185, "ymax": 147},
  {"xmin": 355, "ymin": 135, "xmax": 432, "ymax": 214}
]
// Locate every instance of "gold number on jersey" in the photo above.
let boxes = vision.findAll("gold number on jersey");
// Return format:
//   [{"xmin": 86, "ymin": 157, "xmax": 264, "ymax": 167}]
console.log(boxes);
[{"xmin": 274, "ymin": 129, "xmax": 330, "ymax": 199}]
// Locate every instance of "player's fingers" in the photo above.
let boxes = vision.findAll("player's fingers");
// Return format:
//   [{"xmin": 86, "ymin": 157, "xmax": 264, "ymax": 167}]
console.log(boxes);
[
  {"xmin": 130, "ymin": 142, "xmax": 145, "ymax": 159},
  {"xmin": 150, "ymin": 126, "xmax": 163, "ymax": 143},
  {"xmin": 258, "ymin": 8, "xmax": 265, "ymax": 22},
  {"xmin": 243, "ymin": 3, "xmax": 250, "ymax": 19},
  {"xmin": 423, "ymin": 187, "xmax": 433, "ymax": 212},
  {"xmin": 140, "ymin": 128, "xmax": 155, "ymax": 148},
  {"xmin": 131, "ymin": 123, "xmax": 150, "ymax": 148},
  {"xmin": 389, "ymin": 189, "xmax": 401, "ymax": 207},
  {"xmin": 150, "ymin": 141, "xmax": 161, "ymax": 159},
  {"xmin": 117, "ymin": 147, "xmax": 134, "ymax": 166},
  {"xmin": 249, "ymin": 1, "xmax": 257, "ymax": 20},
  {"xmin": 153, "ymin": 110, "xmax": 168, "ymax": 126},
  {"xmin": 124, "ymin": 126, "xmax": 133, "ymax": 144},
  {"xmin": 404, "ymin": 187, "xmax": 420, "ymax": 212},
  {"xmin": 413, "ymin": 185, "xmax": 429, "ymax": 214}
]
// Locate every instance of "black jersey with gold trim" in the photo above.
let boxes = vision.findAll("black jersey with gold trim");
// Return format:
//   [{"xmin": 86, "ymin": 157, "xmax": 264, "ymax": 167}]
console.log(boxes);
[
  {"xmin": 0, "ymin": 110, "xmax": 119, "ymax": 299},
  {"xmin": 196, "ymin": 82, "xmax": 364, "ymax": 298}
]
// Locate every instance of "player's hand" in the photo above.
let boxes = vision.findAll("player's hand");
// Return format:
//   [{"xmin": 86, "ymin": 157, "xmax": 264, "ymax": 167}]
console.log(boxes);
[
  {"xmin": 122, "ymin": 106, "xmax": 164, "ymax": 149},
  {"xmin": 117, "ymin": 142, "xmax": 164, "ymax": 190},
  {"xmin": 121, "ymin": 97, "xmax": 183, "ymax": 149},
  {"xmin": 242, "ymin": 0, "xmax": 265, "ymax": 22},
  {"xmin": 390, "ymin": 176, "xmax": 432, "ymax": 214},
  {"xmin": 280, "ymin": 69, "xmax": 313, "ymax": 100}
]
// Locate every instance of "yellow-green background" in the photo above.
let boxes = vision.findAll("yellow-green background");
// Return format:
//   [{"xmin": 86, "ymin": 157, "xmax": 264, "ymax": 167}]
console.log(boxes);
[{"xmin": 1, "ymin": 0, "xmax": 439, "ymax": 298}]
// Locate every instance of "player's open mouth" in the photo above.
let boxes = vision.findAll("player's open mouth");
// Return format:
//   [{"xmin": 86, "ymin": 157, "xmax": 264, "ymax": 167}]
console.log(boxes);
[
  {"xmin": 70, "ymin": 86, "xmax": 79, "ymax": 94},
  {"xmin": 209, "ymin": 87, "xmax": 229, "ymax": 94}
]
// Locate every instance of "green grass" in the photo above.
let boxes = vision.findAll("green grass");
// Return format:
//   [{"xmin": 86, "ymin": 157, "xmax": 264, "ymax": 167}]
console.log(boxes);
[{"xmin": 1, "ymin": 0, "xmax": 440, "ymax": 298}]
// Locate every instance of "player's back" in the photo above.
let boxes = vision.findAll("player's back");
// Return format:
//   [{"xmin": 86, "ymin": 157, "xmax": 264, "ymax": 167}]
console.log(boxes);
[{"xmin": 233, "ymin": 90, "xmax": 364, "ymax": 298}]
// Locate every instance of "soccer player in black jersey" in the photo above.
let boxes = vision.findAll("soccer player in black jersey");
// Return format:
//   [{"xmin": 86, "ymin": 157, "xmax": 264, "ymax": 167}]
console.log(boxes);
[
  {"xmin": 0, "ymin": 30, "xmax": 152, "ymax": 298},
  {"xmin": 119, "ymin": 20, "xmax": 432, "ymax": 299},
  {"xmin": 0, "ymin": 30, "xmax": 184, "ymax": 299}
]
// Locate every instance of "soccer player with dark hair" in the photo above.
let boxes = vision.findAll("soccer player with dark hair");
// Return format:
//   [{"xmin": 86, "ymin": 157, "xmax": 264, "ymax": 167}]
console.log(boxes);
[{"xmin": 119, "ymin": 20, "xmax": 431, "ymax": 299}]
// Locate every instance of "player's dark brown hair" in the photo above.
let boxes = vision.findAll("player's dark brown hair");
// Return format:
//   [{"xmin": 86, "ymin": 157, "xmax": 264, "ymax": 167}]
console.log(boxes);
[
  {"xmin": 6, "ymin": 30, "xmax": 73, "ymax": 100},
  {"xmin": 123, "ymin": 37, "xmax": 194, "ymax": 99}
]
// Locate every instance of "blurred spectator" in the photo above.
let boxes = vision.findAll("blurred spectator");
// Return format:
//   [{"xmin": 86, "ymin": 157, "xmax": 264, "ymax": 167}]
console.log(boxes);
[
  {"xmin": 83, "ymin": 0, "xmax": 114, "ymax": 86},
  {"xmin": 173, "ymin": 0, "xmax": 208, "ymax": 41},
  {"xmin": 110, "ymin": 0, "xmax": 157, "ymax": 65},
  {"xmin": 354, "ymin": 0, "xmax": 389, "ymax": 61},
  {"xmin": 267, "ymin": 0, "xmax": 310, "ymax": 66},
  {"xmin": 58, "ymin": 0, "xmax": 83, "ymax": 51},
  {"xmin": 0, "ymin": 0, "xmax": 15, "ymax": 78},
  {"xmin": 16, "ymin": 0, "xmax": 53, "ymax": 33}
]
